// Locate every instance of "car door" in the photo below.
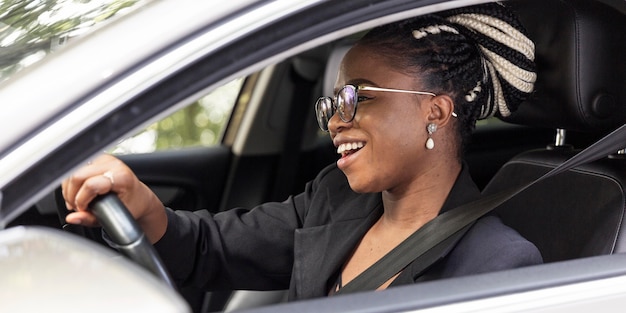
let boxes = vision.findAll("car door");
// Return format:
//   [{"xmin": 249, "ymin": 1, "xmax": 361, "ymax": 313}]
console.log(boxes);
[
  {"xmin": 115, "ymin": 77, "xmax": 246, "ymax": 215},
  {"xmin": 118, "ymin": 52, "xmax": 333, "ymax": 214},
  {"xmin": 113, "ymin": 54, "xmax": 333, "ymax": 311}
]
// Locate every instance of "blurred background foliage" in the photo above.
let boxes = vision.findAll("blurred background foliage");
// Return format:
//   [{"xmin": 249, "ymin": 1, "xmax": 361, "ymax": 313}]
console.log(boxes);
[
  {"xmin": 1, "ymin": 0, "xmax": 238, "ymax": 153},
  {"xmin": 0, "ymin": 0, "xmax": 140, "ymax": 80},
  {"xmin": 112, "ymin": 79, "xmax": 242, "ymax": 154}
]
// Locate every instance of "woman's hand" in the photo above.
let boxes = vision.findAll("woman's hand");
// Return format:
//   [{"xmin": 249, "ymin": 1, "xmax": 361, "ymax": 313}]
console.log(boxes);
[{"xmin": 62, "ymin": 154, "xmax": 167, "ymax": 243}]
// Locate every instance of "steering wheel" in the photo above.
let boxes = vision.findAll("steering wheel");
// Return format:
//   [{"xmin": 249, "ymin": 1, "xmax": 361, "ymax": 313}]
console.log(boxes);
[{"xmin": 88, "ymin": 193, "xmax": 176, "ymax": 289}]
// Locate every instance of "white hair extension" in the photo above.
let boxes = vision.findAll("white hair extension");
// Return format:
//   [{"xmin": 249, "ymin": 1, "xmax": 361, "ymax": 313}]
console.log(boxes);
[
  {"xmin": 412, "ymin": 25, "xmax": 459, "ymax": 39},
  {"xmin": 474, "ymin": 62, "xmax": 508, "ymax": 118},
  {"xmin": 480, "ymin": 48, "xmax": 536, "ymax": 92},
  {"xmin": 447, "ymin": 14, "xmax": 535, "ymax": 60},
  {"xmin": 445, "ymin": 12, "xmax": 536, "ymax": 117}
]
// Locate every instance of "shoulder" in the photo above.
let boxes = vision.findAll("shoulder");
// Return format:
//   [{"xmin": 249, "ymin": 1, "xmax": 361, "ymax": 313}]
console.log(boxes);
[
  {"xmin": 444, "ymin": 215, "xmax": 543, "ymax": 274},
  {"xmin": 467, "ymin": 215, "xmax": 535, "ymax": 247}
]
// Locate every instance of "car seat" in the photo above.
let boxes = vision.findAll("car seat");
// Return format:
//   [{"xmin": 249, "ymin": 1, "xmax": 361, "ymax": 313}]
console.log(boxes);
[{"xmin": 483, "ymin": 0, "xmax": 626, "ymax": 263}]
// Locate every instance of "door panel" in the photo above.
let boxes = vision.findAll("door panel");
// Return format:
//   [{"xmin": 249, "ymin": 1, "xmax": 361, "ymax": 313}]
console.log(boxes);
[{"xmin": 119, "ymin": 146, "xmax": 231, "ymax": 213}]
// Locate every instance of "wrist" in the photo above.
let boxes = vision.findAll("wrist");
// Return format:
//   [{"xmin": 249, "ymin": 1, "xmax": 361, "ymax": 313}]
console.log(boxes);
[{"xmin": 138, "ymin": 196, "xmax": 168, "ymax": 244}]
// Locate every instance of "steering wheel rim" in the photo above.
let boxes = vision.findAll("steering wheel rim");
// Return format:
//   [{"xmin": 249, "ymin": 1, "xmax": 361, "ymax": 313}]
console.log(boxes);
[{"xmin": 88, "ymin": 193, "xmax": 176, "ymax": 289}]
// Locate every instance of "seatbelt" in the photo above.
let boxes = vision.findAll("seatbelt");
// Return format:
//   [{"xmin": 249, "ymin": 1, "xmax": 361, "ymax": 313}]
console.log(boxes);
[{"xmin": 335, "ymin": 123, "xmax": 626, "ymax": 295}]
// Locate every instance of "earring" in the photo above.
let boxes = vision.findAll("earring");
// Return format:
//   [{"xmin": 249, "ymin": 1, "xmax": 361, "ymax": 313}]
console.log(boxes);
[{"xmin": 426, "ymin": 123, "xmax": 437, "ymax": 150}]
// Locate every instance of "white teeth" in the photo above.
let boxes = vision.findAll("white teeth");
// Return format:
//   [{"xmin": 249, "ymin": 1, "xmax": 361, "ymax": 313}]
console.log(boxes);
[{"xmin": 337, "ymin": 142, "xmax": 365, "ymax": 154}]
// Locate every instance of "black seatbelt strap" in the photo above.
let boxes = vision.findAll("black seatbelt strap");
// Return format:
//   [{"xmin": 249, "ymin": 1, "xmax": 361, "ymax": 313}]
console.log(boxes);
[{"xmin": 336, "ymin": 123, "xmax": 626, "ymax": 295}]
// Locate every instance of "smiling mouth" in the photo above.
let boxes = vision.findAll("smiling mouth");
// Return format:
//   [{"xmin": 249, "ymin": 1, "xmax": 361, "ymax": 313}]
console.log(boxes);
[{"xmin": 337, "ymin": 142, "xmax": 365, "ymax": 157}]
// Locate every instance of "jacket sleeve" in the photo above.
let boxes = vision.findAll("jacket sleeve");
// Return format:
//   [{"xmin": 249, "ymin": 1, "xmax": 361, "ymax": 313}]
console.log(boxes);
[{"xmin": 152, "ymin": 164, "xmax": 337, "ymax": 291}]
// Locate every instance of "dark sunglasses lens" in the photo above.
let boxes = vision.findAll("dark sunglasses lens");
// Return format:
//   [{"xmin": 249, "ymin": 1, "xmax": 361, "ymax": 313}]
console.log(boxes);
[
  {"xmin": 315, "ymin": 97, "xmax": 334, "ymax": 131},
  {"xmin": 337, "ymin": 86, "xmax": 356, "ymax": 122}
]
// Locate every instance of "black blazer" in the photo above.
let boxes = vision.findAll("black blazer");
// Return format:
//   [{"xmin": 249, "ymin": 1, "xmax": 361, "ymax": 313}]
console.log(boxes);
[{"xmin": 154, "ymin": 164, "xmax": 542, "ymax": 300}]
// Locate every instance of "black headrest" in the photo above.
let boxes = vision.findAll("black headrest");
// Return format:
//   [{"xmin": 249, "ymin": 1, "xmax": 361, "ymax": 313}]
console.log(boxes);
[{"xmin": 503, "ymin": 0, "xmax": 626, "ymax": 133}]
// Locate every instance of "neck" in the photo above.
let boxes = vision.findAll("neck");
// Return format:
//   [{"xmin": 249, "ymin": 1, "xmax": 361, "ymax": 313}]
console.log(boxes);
[{"xmin": 380, "ymin": 160, "xmax": 462, "ymax": 231}]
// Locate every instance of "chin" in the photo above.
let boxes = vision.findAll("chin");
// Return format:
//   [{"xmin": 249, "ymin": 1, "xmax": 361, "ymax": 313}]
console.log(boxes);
[{"xmin": 346, "ymin": 176, "xmax": 377, "ymax": 194}]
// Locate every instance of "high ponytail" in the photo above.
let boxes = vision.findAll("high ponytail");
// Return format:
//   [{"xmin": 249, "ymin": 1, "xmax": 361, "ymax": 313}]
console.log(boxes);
[
  {"xmin": 356, "ymin": 2, "xmax": 536, "ymax": 155},
  {"xmin": 440, "ymin": 3, "xmax": 536, "ymax": 118}
]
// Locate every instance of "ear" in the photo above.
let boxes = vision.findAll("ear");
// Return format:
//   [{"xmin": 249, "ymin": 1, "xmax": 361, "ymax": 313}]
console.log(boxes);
[{"xmin": 426, "ymin": 95, "xmax": 455, "ymax": 127}]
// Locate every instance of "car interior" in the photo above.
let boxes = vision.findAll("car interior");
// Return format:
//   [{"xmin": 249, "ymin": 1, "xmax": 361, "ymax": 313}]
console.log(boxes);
[
  {"xmin": 486, "ymin": 0, "xmax": 626, "ymax": 264},
  {"xmin": 6, "ymin": 0, "xmax": 626, "ymax": 312}
]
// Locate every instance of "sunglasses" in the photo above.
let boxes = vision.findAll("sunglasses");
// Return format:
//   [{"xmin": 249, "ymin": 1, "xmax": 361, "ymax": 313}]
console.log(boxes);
[{"xmin": 315, "ymin": 84, "xmax": 449, "ymax": 132}]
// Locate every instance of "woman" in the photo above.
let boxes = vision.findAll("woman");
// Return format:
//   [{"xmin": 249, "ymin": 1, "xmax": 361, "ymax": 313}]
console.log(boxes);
[{"xmin": 63, "ymin": 3, "xmax": 542, "ymax": 300}]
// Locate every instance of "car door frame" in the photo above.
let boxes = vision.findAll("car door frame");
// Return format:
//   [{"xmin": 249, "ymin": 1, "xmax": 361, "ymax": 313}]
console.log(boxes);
[{"xmin": 4, "ymin": 0, "xmax": 626, "ymax": 312}]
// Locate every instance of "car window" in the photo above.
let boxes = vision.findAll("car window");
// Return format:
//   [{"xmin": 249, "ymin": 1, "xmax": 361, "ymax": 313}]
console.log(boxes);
[
  {"xmin": 111, "ymin": 77, "xmax": 244, "ymax": 154},
  {"xmin": 0, "ymin": 0, "xmax": 149, "ymax": 83}
]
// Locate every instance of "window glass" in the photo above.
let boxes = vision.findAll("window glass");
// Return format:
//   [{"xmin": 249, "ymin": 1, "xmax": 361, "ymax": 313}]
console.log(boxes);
[
  {"xmin": 476, "ymin": 117, "xmax": 506, "ymax": 127},
  {"xmin": 112, "ymin": 78, "xmax": 244, "ymax": 154},
  {"xmin": 0, "ymin": 0, "xmax": 149, "ymax": 83}
]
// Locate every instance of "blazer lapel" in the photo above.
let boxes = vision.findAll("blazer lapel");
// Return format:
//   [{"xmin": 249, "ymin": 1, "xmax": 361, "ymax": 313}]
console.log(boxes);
[{"xmin": 291, "ymin": 201, "xmax": 382, "ymax": 300}]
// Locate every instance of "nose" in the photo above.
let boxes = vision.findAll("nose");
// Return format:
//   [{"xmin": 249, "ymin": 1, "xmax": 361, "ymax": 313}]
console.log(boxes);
[{"xmin": 327, "ymin": 111, "xmax": 352, "ymax": 134}]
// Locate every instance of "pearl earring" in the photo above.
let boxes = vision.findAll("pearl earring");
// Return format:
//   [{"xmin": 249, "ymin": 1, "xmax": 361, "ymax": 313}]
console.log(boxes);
[{"xmin": 426, "ymin": 123, "xmax": 437, "ymax": 150}]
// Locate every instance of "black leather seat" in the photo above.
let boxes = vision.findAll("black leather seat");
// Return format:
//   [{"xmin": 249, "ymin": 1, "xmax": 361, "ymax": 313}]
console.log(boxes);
[{"xmin": 483, "ymin": 0, "xmax": 626, "ymax": 263}]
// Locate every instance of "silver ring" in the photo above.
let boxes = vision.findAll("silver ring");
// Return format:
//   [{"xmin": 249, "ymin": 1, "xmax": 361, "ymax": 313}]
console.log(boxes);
[{"xmin": 102, "ymin": 171, "xmax": 115, "ymax": 187}]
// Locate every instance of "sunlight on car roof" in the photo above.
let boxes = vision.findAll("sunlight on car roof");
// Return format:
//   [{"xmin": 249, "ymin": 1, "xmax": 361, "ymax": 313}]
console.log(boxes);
[{"xmin": 0, "ymin": 0, "xmax": 151, "ymax": 83}]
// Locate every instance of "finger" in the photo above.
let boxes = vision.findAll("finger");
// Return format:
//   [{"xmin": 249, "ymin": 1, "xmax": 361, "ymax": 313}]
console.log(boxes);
[
  {"xmin": 102, "ymin": 171, "xmax": 115, "ymax": 189},
  {"xmin": 61, "ymin": 178, "xmax": 71, "ymax": 210},
  {"xmin": 63, "ymin": 174, "xmax": 84, "ymax": 211},
  {"xmin": 64, "ymin": 171, "xmax": 98, "ymax": 211},
  {"xmin": 73, "ymin": 174, "xmax": 116, "ymax": 211},
  {"xmin": 66, "ymin": 211, "xmax": 99, "ymax": 227},
  {"xmin": 63, "ymin": 155, "xmax": 116, "ymax": 210}
]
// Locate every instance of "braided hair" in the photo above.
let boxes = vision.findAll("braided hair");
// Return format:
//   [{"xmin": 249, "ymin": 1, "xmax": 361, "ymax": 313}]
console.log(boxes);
[{"xmin": 355, "ymin": 2, "xmax": 535, "ymax": 156}]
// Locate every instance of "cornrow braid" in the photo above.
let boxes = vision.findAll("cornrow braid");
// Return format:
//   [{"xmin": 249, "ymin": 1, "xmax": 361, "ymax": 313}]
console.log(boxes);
[{"xmin": 412, "ymin": 25, "xmax": 459, "ymax": 39}]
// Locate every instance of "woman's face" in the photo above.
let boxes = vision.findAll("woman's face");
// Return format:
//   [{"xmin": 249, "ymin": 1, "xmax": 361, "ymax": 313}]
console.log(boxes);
[{"xmin": 329, "ymin": 44, "xmax": 435, "ymax": 194}]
